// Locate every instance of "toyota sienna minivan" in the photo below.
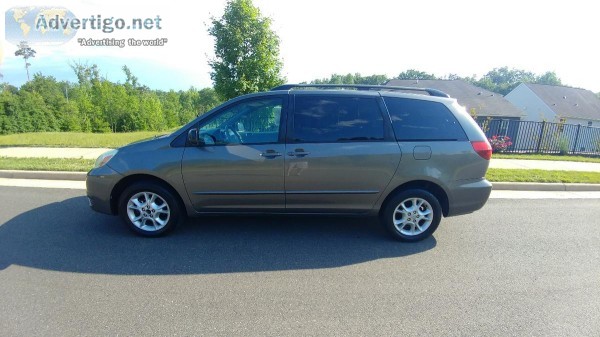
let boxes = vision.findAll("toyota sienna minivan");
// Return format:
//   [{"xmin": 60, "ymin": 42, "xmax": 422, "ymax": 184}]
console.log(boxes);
[{"xmin": 87, "ymin": 84, "xmax": 492, "ymax": 241}]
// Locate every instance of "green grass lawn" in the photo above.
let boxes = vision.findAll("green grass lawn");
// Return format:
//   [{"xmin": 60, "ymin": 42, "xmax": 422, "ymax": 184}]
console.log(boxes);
[
  {"xmin": 1, "ymin": 156, "xmax": 600, "ymax": 183},
  {"xmin": 0, "ymin": 157, "xmax": 95, "ymax": 172},
  {"xmin": 0, "ymin": 131, "xmax": 174, "ymax": 148},
  {"xmin": 486, "ymin": 168, "xmax": 600, "ymax": 183},
  {"xmin": 492, "ymin": 153, "xmax": 600, "ymax": 163}
]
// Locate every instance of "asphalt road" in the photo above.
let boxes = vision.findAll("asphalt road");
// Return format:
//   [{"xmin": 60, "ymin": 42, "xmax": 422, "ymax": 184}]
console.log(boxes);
[{"xmin": 0, "ymin": 187, "xmax": 599, "ymax": 336}]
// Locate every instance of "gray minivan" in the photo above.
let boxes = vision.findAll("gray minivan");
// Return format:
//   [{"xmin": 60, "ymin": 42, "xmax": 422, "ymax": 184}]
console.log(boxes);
[{"xmin": 87, "ymin": 84, "xmax": 492, "ymax": 241}]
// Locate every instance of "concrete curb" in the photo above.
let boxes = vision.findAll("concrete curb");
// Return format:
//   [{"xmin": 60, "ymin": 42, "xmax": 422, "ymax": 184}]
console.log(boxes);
[
  {"xmin": 0, "ymin": 170, "xmax": 87, "ymax": 181},
  {"xmin": 491, "ymin": 182, "xmax": 600, "ymax": 191}
]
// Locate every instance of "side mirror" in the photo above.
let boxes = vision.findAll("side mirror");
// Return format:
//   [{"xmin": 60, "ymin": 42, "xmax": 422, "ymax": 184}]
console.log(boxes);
[{"xmin": 187, "ymin": 128, "xmax": 202, "ymax": 146}]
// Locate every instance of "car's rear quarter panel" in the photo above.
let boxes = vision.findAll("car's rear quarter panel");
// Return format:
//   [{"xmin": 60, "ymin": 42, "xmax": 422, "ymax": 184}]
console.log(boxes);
[{"xmin": 373, "ymin": 140, "xmax": 491, "ymax": 215}]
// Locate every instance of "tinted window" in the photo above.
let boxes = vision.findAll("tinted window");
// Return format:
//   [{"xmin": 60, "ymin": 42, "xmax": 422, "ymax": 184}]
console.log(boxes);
[
  {"xmin": 199, "ymin": 98, "xmax": 282, "ymax": 145},
  {"xmin": 384, "ymin": 97, "xmax": 467, "ymax": 141},
  {"xmin": 293, "ymin": 96, "xmax": 384, "ymax": 142}
]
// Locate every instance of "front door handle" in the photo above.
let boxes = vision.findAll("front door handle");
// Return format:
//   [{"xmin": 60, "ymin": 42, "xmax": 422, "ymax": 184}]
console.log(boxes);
[{"xmin": 260, "ymin": 150, "xmax": 282, "ymax": 158}]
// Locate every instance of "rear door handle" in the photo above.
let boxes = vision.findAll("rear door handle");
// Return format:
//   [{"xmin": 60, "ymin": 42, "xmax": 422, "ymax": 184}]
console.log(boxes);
[
  {"xmin": 287, "ymin": 150, "xmax": 310, "ymax": 157},
  {"xmin": 260, "ymin": 150, "xmax": 282, "ymax": 158}
]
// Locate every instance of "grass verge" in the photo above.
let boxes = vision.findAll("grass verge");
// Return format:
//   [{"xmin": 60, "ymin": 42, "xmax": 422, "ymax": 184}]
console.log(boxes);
[
  {"xmin": 0, "ymin": 131, "xmax": 174, "ymax": 148},
  {"xmin": 492, "ymin": 153, "xmax": 600, "ymax": 163},
  {"xmin": 486, "ymin": 168, "xmax": 600, "ymax": 183},
  {"xmin": 0, "ymin": 157, "xmax": 95, "ymax": 172},
  {"xmin": 1, "ymin": 157, "xmax": 600, "ymax": 184}
]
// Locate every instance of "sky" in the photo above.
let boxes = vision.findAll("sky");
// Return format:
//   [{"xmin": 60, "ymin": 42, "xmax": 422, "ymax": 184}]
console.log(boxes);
[{"xmin": 1, "ymin": 0, "xmax": 599, "ymax": 93}]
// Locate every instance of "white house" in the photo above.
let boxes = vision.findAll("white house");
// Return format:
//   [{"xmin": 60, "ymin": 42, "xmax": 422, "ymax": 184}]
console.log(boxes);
[
  {"xmin": 505, "ymin": 83, "xmax": 600, "ymax": 127},
  {"xmin": 386, "ymin": 79, "xmax": 524, "ymax": 122}
]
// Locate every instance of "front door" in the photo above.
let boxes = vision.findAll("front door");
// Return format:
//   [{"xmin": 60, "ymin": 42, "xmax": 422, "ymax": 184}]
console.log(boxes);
[{"xmin": 182, "ymin": 96, "xmax": 286, "ymax": 212}]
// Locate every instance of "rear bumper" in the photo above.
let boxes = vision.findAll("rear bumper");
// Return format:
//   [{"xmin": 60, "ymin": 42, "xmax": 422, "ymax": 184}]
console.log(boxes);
[
  {"xmin": 447, "ymin": 178, "xmax": 492, "ymax": 217},
  {"xmin": 86, "ymin": 165, "xmax": 122, "ymax": 215}
]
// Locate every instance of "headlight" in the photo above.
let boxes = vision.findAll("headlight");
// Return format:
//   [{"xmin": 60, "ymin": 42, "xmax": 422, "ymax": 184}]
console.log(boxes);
[{"xmin": 94, "ymin": 149, "xmax": 118, "ymax": 168}]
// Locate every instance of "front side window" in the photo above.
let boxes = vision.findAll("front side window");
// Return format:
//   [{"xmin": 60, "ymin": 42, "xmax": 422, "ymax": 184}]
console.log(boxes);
[
  {"xmin": 383, "ymin": 97, "xmax": 467, "ymax": 141},
  {"xmin": 199, "ymin": 97, "xmax": 282, "ymax": 145},
  {"xmin": 292, "ymin": 96, "xmax": 384, "ymax": 143}
]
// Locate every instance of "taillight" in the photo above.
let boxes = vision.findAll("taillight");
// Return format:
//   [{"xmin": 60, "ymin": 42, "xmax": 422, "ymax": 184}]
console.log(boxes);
[{"xmin": 471, "ymin": 141, "xmax": 492, "ymax": 160}]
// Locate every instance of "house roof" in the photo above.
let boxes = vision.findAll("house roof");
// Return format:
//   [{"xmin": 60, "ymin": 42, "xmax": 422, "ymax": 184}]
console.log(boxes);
[
  {"xmin": 521, "ymin": 83, "xmax": 600, "ymax": 121},
  {"xmin": 385, "ymin": 79, "xmax": 524, "ymax": 118}
]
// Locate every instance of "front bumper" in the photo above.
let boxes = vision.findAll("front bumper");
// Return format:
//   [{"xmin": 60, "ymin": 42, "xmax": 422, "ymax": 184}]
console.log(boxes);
[
  {"xmin": 447, "ymin": 178, "xmax": 492, "ymax": 217},
  {"xmin": 86, "ymin": 165, "xmax": 122, "ymax": 215}
]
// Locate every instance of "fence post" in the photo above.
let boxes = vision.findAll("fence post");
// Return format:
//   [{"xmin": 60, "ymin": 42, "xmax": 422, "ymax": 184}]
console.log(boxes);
[
  {"xmin": 535, "ymin": 121, "xmax": 546, "ymax": 153},
  {"xmin": 572, "ymin": 124, "xmax": 581, "ymax": 154}
]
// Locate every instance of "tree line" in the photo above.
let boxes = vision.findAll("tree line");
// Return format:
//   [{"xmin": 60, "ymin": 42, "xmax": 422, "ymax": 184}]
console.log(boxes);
[
  {"xmin": 0, "ymin": 62, "xmax": 565, "ymax": 135},
  {"xmin": 309, "ymin": 67, "xmax": 563, "ymax": 96},
  {"xmin": 0, "ymin": 64, "xmax": 221, "ymax": 134}
]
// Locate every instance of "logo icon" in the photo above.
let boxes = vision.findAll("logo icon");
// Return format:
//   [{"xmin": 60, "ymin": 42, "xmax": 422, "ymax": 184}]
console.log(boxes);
[{"xmin": 5, "ymin": 6, "xmax": 78, "ymax": 46}]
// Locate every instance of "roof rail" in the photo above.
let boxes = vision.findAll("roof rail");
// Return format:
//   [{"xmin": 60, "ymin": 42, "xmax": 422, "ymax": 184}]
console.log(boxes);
[{"xmin": 271, "ymin": 84, "xmax": 450, "ymax": 98}]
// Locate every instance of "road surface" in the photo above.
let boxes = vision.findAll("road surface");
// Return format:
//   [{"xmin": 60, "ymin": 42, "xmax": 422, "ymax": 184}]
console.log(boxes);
[{"xmin": 0, "ymin": 186, "xmax": 599, "ymax": 336}]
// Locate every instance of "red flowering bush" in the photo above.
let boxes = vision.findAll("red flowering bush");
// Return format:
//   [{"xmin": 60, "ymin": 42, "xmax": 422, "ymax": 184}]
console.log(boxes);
[{"xmin": 489, "ymin": 135, "xmax": 513, "ymax": 153}]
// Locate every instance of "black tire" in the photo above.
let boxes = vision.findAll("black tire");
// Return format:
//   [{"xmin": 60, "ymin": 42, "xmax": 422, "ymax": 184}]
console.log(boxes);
[
  {"xmin": 381, "ymin": 189, "xmax": 442, "ymax": 242},
  {"xmin": 118, "ymin": 181, "xmax": 182, "ymax": 237}
]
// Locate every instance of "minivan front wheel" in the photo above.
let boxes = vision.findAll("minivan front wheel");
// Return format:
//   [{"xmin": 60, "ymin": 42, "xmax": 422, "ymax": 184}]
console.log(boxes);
[
  {"xmin": 118, "ymin": 182, "xmax": 181, "ymax": 237},
  {"xmin": 383, "ymin": 189, "xmax": 442, "ymax": 242}
]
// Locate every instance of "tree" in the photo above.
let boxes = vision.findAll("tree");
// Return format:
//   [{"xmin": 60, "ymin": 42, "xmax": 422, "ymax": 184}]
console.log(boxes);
[
  {"xmin": 20, "ymin": 74, "xmax": 71, "ymax": 131},
  {"xmin": 70, "ymin": 61, "xmax": 100, "ymax": 87},
  {"xmin": 475, "ymin": 67, "xmax": 563, "ymax": 95},
  {"xmin": 208, "ymin": 0, "xmax": 284, "ymax": 100},
  {"xmin": 196, "ymin": 87, "xmax": 221, "ymax": 114},
  {"xmin": 138, "ymin": 92, "xmax": 165, "ymax": 131},
  {"xmin": 444, "ymin": 73, "xmax": 477, "ymax": 82},
  {"xmin": 396, "ymin": 69, "xmax": 437, "ymax": 80},
  {"xmin": 20, "ymin": 74, "xmax": 67, "ymax": 113},
  {"xmin": 179, "ymin": 88, "xmax": 200, "ymax": 124},
  {"xmin": 92, "ymin": 80, "xmax": 129, "ymax": 132},
  {"xmin": 358, "ymin": 74, "xmax": 389, "ymax": 85},
  {"xmin": 17, "ymin": 91, "xmax": 58, "ymax": 132},
  {"xmin": 311, "ymin": 73, "xmax": 388, "ymax": 85},
  {"xmin": 0, "ymin": 88, "xmax": 19, "ymax": 134},
  {"xmin": 122, "ymin": 65, "xmax": 139, "ymax": 90},
  {"xmin": 60, "ymin": 100, "xmax": 82, "ymax": 131},
  {"xmin": 14, "ymin": 41, "xmax": 36, "ymax": 81},
  {"xmin": 475, "ymin": 67, "xmax": 535, "ymax": 95},
  {"xmin": 535, "ymin": 71, "xmax": 562, "ymax": 86},
  {"xmin": 158, "ymin": 90, "xmax": 183, "ymax": 128}
]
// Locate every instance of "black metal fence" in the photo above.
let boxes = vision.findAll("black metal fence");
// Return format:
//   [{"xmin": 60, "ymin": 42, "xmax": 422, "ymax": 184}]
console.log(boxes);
[{"xmin": 477, "ymin": 119, "xmax": 600, "ymax": 155}]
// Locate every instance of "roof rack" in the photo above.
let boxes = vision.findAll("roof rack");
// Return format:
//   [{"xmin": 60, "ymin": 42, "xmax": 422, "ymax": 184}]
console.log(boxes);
[{"xmin": 271, "ymin": 84, "xmax": 450, "ymax": 98}]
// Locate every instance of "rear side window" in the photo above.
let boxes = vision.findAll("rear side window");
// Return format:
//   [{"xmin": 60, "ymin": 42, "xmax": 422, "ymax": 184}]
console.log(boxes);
[
  {"xmin": 293, "ymin": 96, "xmax": 384, "ymax": 143},
  {"xmin": 383, "ymin": 97, "xmax": 467, "ymax": 141}
]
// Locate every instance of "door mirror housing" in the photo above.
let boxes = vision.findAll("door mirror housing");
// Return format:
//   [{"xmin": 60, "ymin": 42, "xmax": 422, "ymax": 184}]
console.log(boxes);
[{"xmin": 187, "ymin": 128, "xmax": 203, "ymax": 146}]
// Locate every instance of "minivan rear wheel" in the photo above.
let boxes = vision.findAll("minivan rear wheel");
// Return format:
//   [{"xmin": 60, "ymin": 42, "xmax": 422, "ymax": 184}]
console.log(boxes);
[
  {"xmin": 118, "ymin": 182, "xmax": 181, "ymax": 237},
  {"xmin": 382, "ymin": 189, "xmax": 442, "ymax": 242}
]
